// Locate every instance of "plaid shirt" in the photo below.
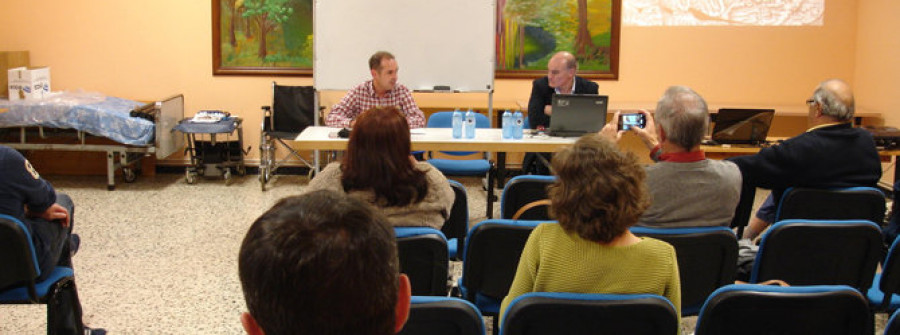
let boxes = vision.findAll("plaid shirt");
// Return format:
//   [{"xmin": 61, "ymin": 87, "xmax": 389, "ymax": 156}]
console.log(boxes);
[{"xmin": 326, "ymin": 80, "xmax": 426, "ymax": 128}]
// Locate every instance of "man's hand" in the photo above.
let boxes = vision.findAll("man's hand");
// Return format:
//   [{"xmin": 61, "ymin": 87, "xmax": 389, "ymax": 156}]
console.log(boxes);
[
  {"xmin": 598, "ymin": 110, "xmax": 624, "ymax": 142},
  {"xmin": 29, "ymin": 203, "xmax": 70, "ymax": 228},
  {"xmin": 629, "ymin": 109, "xmax": 659, "ymax": 150},
  {"xmin": 543, "ymin": 105, "xmax": 552, "ymax": 116}
]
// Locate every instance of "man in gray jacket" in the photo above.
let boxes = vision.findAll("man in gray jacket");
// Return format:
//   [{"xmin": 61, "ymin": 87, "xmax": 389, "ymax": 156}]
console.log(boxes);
[{"xmin": 600, "ymin": 86, "xmax": 742, "ymax": 227}]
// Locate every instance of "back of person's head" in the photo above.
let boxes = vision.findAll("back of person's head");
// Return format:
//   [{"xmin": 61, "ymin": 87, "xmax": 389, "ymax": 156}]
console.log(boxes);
[
  {"xmin": 548, "ymin": 134, "xmax": 650, "ymax": 243},
  {"xmin": 342, "ymin": 106, "xmax": 427, "ymax": 206},
  {"xmin": 369, "ymin": 51, "xmax": 396, "ymax": 71},
  {"xmin": 239, "ymin": 190, "xmax": 404, "ymax": 335},
  {"xmin": 813, "ymin": 79, "xmax": 855, "ymax": 121},
  {"xmin": 654, "ymin": 85, "xmax": 709, "ymax": 150}
]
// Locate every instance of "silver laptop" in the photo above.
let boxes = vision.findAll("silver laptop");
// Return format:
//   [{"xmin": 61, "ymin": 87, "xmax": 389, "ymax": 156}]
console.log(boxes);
[{"xmin": 548, "ymin": 94, "xmax": 609, "ymax": 137}]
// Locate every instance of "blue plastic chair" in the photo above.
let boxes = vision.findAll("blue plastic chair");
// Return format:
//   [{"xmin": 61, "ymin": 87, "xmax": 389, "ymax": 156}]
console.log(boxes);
[
  {"xmin": 395, "ymin": 227, "xmax": 449, "ymax": 296},
  {"xmin": 442, "ymin": 180, "xmax": 468, "ymax": 260},
  {"xmin": 500, "ymin": 292, "xmax": 678, "ymax": 335},
  {"xmin": 886, "ymin": 309, "xmax": 900, "ymax": 335},
  {"xmin": 750, "ymin": 220, "xmax": 882, "ymax": 292},
  {"xmin": 775, "ymin": 186, "xmax": 886, "ymax": 224},
  {"xmin": 426, "ymin": 111, "xmax": 496, "ymax": 218},
  {"xmin": 500, "ymin": 175, "xmax": 556, "ymax": 220},
  {"xmin": 867, "ymin": 235, "xmax": 900, "ymax": 311},
  {"xmin": 631, "ymin": 226, "xmax": 738, "ymax": 316},
  {"xmin": 0, "ymin": 214, "xmax": 80, "ymax": 331},
  {"xmin": 695, "ymin": 284, "xmax": 870, "ymax": 335},
  {"xmin": 398, "ymin": 296, "xmax": 485, "ymax": 335},
  {"xmin": 457, "ymin": 219, "xmax": 545, "ymax": 331}
]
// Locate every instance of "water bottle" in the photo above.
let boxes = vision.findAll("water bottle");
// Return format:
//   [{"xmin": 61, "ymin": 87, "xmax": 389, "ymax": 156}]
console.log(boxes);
[
  {"xmin": 513, "ymin": 111, "xmax": 524, "ymax": 139},
  {"xmin": 464, "ymin": 109, "xmax": 476, "ymax": 139},
  {"xmin": 451, "ymin": 109, "xmax": 463, "ymax": 139},
  {"xmin": 502, "ymin": 110, "xmax": 512, "ymax": 139}
]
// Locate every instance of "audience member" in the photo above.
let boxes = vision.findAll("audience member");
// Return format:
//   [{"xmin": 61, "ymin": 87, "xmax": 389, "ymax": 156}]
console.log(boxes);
[
  {"xmin": 599, "ymin": 86, "xmax": 741, "ymax": 227},
  {"xmin": 499, "ymin": 134, "xmax": 681, "ymax": 325},
  {"xmin": 239, "ymin": 190, "xmax": 412, "ymax": 335},
  {"xmin": 0, "ymin": 145, "xmax": 95, "ymax": 334},
  {"xmin": 729, "ymin": 79, "xmax": 881, "ymax": 240},
  {"xmin": 306, "ymin": 106, "xmax": 453, "ymax": 228},
  {"xmin": 523, "ymin": 51, "xmax": 600, "ymax": 175},
  {"xmin": 325, "ymin": 51, "xmax": 425, "ymax": 129}
]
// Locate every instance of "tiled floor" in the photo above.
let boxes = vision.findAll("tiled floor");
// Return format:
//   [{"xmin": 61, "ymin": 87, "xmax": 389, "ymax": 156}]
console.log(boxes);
[{"xmin": 0, "ymin": 172, "xmax": 889, "ymax": 334}]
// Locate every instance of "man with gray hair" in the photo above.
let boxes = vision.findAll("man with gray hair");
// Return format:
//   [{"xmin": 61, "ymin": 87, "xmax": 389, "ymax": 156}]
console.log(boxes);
[
  {"xmin": 729, "ymin": 79, "xmax": 881, "ymax": 240},
  {"xmin": 600, "ymin": 86, "xmax": 742, "ymax": 227}
]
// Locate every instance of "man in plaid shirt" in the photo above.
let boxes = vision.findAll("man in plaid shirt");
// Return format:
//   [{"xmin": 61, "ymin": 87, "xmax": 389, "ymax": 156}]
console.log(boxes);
[{"xmin": 325, "ymin": 51, "xmax": 426, "ymax": 129}]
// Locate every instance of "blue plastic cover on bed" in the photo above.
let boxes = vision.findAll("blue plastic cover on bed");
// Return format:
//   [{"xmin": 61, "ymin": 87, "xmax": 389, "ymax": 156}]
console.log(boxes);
[{"xmin": 0, "ymin": 92, "xmax": 154, "ymax": 145}]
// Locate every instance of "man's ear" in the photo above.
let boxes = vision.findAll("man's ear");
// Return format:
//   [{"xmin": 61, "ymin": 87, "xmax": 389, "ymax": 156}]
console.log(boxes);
[
  {"xmin": 371, "ymin": 68, "xmax": 379, "ymax": 78},
  {"xmin": 394, "ymin": 274, "xmax": 412, "ymax": 333},
  {"xmin": 241, "ymin": 312, "xmax": 265, "ymax": 335},
  {"xmin": 657, "ymin": 125, "xmax": 667, "ymax": 143}
]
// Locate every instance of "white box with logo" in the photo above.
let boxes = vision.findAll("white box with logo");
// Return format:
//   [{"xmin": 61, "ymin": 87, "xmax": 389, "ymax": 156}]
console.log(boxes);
[{"xmin": 8, "ymin": 66, "xmax": 50, "ymax": 100}]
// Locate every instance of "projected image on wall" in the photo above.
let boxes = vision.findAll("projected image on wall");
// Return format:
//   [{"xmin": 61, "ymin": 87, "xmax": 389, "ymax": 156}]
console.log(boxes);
[{"xmin": 623, "ymin": 0, "xmax": 824, "ymax": 26}]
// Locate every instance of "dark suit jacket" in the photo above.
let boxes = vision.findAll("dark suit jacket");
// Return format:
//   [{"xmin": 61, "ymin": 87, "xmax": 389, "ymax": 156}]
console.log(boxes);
[
  {"xmin": 527, "ymin": 76, "xmax": 599, "ymax": 129},
  {"xmin": 727, "ymin": 122, "xmax": 882, "ymax": 205}
]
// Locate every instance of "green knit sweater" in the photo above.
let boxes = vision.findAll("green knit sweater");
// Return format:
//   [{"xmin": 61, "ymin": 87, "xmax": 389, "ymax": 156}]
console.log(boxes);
[{"xmin": 499, "ymin": 223, "xmax": 681, "ymax": 326}]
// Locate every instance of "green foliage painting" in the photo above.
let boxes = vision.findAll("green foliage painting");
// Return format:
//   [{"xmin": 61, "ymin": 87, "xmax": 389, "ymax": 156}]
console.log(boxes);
[
  {"xmin": 496, "ymin": 0, "xmax": 620, "ymax": 79},
  {"xmin": 213, "ymin": 0, "xmax": 313, "ymax": 75}
]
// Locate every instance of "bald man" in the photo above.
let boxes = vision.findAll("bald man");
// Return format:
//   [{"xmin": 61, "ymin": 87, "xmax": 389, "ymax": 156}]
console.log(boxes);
[
  {"xmin": 524, "ymin": 51, "xmax": 600, "ymax": 174},
  {"xmin": 728, "ymin": 79, "xmax": 882, "ymax": 241}
]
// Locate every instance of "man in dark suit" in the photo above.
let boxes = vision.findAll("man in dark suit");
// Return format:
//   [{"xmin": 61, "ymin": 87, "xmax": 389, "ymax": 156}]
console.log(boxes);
[
  {"xmin": 728, "ymin": 79, "xmax": 882, "ymax": 240},
  {"xmin": 524, "ymin": 51, "xmax": 600, "ymax": 174}
]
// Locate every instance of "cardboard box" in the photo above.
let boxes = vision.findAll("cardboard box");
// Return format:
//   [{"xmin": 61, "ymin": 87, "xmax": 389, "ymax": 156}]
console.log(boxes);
[
  {"xmin": 8, "ymin": 66, "xmax": 50, "ymax": 101},
  {"xmin": 0, "ymin": 51, "xmax": 30, "ymax": 99}
]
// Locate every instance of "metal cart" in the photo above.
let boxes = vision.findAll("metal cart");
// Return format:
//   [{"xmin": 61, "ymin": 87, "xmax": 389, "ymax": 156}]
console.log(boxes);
[{"xmin": 174, "ymin": 116, "xmax": 246, "ymax": 184}]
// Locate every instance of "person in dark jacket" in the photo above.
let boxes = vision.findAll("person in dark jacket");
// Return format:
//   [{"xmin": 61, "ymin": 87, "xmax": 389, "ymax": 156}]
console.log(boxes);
[
  {"xmin": 728, "ymin": 79, "xmax": 882, "ymax": 241},
  {"xmin": 523, "ymin": 51, "xmax": 600, "ymax": 175}
]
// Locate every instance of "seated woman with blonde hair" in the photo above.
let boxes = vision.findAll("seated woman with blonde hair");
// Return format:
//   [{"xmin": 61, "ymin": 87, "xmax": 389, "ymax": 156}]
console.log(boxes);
[
  {"xmin": 500, "ymin": 134, "xmax": 681, "ymax": 324},
  {"xmin": 305, "ymin": 106, "xmax": 454, "ymax": 229}
]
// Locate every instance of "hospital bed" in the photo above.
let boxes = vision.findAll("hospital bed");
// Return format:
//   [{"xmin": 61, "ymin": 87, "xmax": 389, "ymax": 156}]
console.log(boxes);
[{"xmin": 0, "ymin": 92, "xmax": 184, "ymax": 190}]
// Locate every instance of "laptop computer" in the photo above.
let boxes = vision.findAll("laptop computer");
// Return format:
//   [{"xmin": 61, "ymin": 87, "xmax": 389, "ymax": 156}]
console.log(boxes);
[
  {"xmin": 548, "ymin": 94, "xmax": 609, "ymax": 137},
  {"xmin": 711, "ymin": 108, "xmax": 776, "ymax": 145}
]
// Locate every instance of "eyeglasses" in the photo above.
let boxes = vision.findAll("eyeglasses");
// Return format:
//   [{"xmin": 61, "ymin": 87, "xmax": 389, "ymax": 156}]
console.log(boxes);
[{"xmin": 805, "ymin": 98, "xmax": 818, "ymax": 107}]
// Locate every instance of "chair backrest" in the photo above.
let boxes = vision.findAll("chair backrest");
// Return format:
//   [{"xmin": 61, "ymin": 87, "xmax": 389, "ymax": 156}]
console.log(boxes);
[
  {"xmin": 876, "ymin": 236, "xmax": 900, "ymax": 310},
  {"xmin": 631, "ymin": 226, "xmax": 738, "ymax": 316},
  {"xmin": 461, "ymin": 219, "xmax": 542, "ymax": 301},
  {"xmin": 751, "ymin": 220, "xmax": 883, "ymax": 292},
  {"xmin": 0, "ymin": 214, "xmax": 40, "ymax": 298},
  {"xmin": 729, "ymin": 182, "xmax": 756, "ymax": 239},
  {"xmin": 695, "ymin": 284, "xmax": 870, "ymax": 335},
  {"xmin": 776, "ymin": 187, "xmax": 886, "ymax": 224},
  {"xmin": 395, "ymin": 227, "xmax": 449, "ymax": 296},
  {"xmin": 427, "ymin": 111, "xmax": 491, "ymax": 157},
  {"xmin": 500, "ymin": 292, "xmax": 679, "ymax": 335},
  {"xmin": 441, "ymin": 180, "xmax": 468, "ymax": 255},
  {"xmin": 886, "ymin": 309, "xmax": 900, "ymax": 335},
  {"xmin": 398, "ymin": 296, "xmax": 486, "ymax": 335},
  {"xmin": 269, "ymin": 83, "xmax": 317, "ymax": 133},
  {"xmin": 500, "ymin": 175, "xmax": 556, "ymax": 220}
]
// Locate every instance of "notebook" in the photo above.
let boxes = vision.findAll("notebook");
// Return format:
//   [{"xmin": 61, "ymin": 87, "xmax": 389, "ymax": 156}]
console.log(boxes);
[
  {"xmin": 711, "ymin": 108, "xmax": 776, "ymax": 144},
  {"xmin": 548, "ymin": 94, "xmax": 609, "ymax": 137}
]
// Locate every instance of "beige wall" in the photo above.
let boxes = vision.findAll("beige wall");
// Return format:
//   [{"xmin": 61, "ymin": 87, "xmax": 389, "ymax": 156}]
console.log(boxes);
[
  {"xmin": 855, "ymin": 0, "xmax": 900, "ymax": 127},
  {"xmin": 1, "ymin": 0, "xmax": 886, "ymax": 166}
]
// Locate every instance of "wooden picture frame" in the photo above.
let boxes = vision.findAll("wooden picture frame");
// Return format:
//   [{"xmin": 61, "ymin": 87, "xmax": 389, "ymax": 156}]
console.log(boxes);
[
  {"xmin": 495, "ymin": 0, "xmax": 621, "ymax": 80},
  {"xmin": 212, "ymin": 0, "xmax": 313, "ymax": 76}
]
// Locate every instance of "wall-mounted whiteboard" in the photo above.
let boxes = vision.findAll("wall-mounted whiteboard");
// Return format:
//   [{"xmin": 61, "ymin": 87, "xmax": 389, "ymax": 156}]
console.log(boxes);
[{"xmin": 314, "ymin": 0, "xmax": 495, "ymax": 92}]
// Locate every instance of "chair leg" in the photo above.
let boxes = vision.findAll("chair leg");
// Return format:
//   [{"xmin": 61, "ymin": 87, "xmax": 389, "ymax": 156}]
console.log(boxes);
[{"xmin": 486, "ymin": 169, "xmax": 496, "ymax": 219}]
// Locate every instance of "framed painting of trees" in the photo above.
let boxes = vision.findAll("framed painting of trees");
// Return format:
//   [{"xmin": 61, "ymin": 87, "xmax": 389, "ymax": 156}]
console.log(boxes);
[
  {"xmin": 213, "ymin": 0, "xmax": 313, "ymax": 76},
  {"xmin": 495, "ymin": 0, "xmax": 621, "ymax": 80}
]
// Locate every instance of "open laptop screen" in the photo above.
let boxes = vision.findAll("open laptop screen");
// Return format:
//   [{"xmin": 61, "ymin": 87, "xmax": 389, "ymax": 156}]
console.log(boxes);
[
  {"xmin": 549, "ymin": 94, "xmax": 609, "ymax": 137},
  {"xmin": 711, "ymin": 108, "xmax": 775, "ymax": 144}
]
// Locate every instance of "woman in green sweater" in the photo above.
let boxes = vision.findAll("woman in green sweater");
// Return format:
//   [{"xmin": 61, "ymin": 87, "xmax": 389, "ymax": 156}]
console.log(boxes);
[{"xmin": 500, "ymin": 134, "xmax": 681, "ymax": 324}]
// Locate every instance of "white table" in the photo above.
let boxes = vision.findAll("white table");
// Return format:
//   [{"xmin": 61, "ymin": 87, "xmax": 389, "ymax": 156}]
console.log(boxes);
[{"xmin": 295, "ymin": 126, "xmax": 577, "ymax": 185}]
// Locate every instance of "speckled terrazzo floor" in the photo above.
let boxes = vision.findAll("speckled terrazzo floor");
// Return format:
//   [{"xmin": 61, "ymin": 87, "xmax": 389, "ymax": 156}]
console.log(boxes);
[{"xmin": 0, "ymin": 172, "xmax": 889, "ymax": 334}]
